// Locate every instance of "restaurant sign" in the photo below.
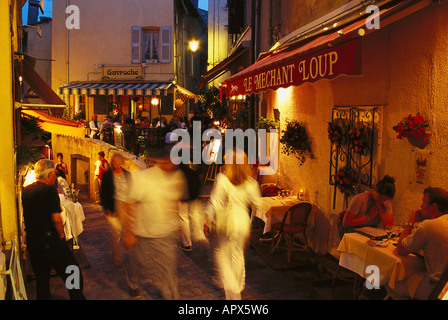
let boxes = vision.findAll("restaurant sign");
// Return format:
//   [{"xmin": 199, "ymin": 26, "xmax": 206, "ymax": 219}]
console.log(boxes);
[
  {"xmin": 102, "ymin": 65, "xmax": 144, "ymax": 80},
  {"xmin": 223, "ymin": 40, "xmax": 362, "ymax": 97}
]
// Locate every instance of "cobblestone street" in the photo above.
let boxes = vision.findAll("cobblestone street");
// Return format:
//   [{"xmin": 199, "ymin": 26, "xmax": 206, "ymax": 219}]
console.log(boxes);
[{"xmin": 24, "ymin": 198, "xmax": 353, "ymax": 301}]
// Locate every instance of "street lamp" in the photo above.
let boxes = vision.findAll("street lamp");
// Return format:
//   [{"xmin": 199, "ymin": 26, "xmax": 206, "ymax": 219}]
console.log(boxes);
[
  {"xmin": 189, "ymin": 40, "xmax": 199, "ymax": 53},
  {"xmin": 151, "ymin": 96, "xmax": 160, "ymax": 120},
  {"xmin": 189, "ymin": 40, "xmax": 199, "ymax": 78}
]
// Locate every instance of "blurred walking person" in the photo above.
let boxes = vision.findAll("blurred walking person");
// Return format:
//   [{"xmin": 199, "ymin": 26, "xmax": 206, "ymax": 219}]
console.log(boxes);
[
  {"xmin": 125, "ymin": 146, "xmax": 187, "ymax": 299},
  {"xmin": 178, "ymin": 162, "xmax": 205, "ymax": 252},
  {"xmin": 100, "ymin": 153, "xmax": 134, "ymax": 266},
  {"xmin": 208, "ymin": 148, "xmax": 261, "ymax": 300},
  {"xmin": 22, "ymin": 159, "xmax": 85, "ymax": 300}
]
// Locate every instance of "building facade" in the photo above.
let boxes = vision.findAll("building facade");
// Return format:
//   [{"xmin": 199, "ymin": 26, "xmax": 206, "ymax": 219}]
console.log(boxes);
[
  {"xmin": 52, "ymin": 0, "xmax": 207, "ymax": 124},
  {"xmin": 216, "ymin": 0, "xmax": 448, "ymax": 254}
]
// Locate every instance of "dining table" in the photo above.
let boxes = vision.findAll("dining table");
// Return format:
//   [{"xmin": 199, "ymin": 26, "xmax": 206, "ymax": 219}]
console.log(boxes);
[
  {"xmin": 337, "ymin": 231, "xmax": 427, "ymax": 298},
  {"xmin": 60, "ymin": 198, "xmax": 85, "ymax": 249},
  {"xmin": 251, "ymin": 196, "xmax": 310, "ymax": 234}
]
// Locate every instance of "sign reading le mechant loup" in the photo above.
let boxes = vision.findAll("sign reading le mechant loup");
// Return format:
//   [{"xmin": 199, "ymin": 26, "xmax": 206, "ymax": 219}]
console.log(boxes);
[
  {"xmin": 225, "ymin": 40, "xmax": 362, "ymax": 97},
  {"xmin": 102, "ymin": 65, "xmax": 144, "ymax": 80}
]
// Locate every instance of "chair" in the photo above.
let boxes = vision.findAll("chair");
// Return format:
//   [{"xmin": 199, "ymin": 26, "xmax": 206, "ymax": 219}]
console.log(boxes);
[
  {"xmin": 428, "ymin": 264, "xmax": 448, "ymax": 300},
  {"xmin": 270, "ymin": 202, "xmax": 312, "ymax": 263}
]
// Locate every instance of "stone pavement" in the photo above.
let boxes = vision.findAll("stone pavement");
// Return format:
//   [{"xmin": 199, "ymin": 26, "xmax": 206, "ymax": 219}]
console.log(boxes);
[{"xmin": 24, "ymin": 191, "xmax": 357, "ymax": 301}]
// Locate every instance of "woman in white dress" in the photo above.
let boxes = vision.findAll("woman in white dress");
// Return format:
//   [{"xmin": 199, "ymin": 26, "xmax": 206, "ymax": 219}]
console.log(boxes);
[{"xmin": 208, "ymin": 148, "xmax": 261, "ymax": 300}]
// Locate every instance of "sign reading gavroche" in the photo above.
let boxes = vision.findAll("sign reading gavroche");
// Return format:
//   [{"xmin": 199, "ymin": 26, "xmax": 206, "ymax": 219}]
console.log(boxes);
[
  {"xmin": 102, "ymin": 65, "xmax": 144, "ymax": 80},
  {"xmin": 223, "ymin": 40, "xmax": 362, "ymax": 97}
]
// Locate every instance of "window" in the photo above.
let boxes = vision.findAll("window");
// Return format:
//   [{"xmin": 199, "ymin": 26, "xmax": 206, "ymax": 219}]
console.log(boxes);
[
  {"xmin": 143, "ymin": 29, "xmax": 159, "ymax": 61},
  {"xmin": 131, "ymin": 26, "xmax": 171, "ymax": 64}
]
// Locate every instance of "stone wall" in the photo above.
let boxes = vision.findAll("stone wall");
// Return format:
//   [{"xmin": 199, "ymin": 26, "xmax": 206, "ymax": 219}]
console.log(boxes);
[{"xmin": 52, "ymin": 135, "xmax": 147, "ymax": 201}]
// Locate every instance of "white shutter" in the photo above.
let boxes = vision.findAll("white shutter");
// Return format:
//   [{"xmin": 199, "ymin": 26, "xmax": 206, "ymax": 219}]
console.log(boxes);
[
  {"xmin": 131, "ymin": 26, "xmax": 143, "ymax": 63},
  {"xmin": 160, "ymin": 26, "xmax": 171, "ymax": 63}
]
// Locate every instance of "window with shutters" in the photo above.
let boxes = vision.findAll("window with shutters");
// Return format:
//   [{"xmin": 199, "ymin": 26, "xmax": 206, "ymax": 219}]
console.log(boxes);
[
  {"xmin": 131, "ymin": 26, "xmax": 171, "ymax": 64},
  {"xmin": 143, "ymin": 28, "xmax": 159, "ymax": 61}
]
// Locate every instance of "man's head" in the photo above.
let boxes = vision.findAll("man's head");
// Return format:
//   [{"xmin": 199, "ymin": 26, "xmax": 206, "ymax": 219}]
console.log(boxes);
[
  {"xmin": 152, "ymin": 146, "xmax": 177, "ymax": 172},
  {"xmin": 421, "ymin": 187, "xmax": 448, "ymax": 219},
  {"xmin": 92, "ymin": 115, "xmax": 97, "ymax": 121},
  {"xmin": 34, "ymin": 159, "xmax": 57, "ymax": 185},
  {"xmin": 98, "ymin": 151, "xmax": 105, "ymax": 160}
]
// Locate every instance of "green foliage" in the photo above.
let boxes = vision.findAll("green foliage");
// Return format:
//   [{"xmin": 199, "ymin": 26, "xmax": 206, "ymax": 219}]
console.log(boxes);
[
  {"xmin": 280, "ymin": 119, "xmax": 313, "ymax": 165},
  {"xmin": 256, "ymin": 117, "xmax": 279, "ymax": 130},
  {"xmin": 198, "ymin": 86, "xmax": 227, "ymax": 119},
  {"xmin": 17, "ymin": 115, "xmax": 49, "ymax": 168},
  {"xmin": 228, "ymin": 104, "xmax": 249, "ymax": 130},
  {"xmin": 74, "ymin": 110, "xmax": 86, "ymax": 121},
  {"xmin": 16, "ymin": 144, "xmax": 45, "ymax": 169}
]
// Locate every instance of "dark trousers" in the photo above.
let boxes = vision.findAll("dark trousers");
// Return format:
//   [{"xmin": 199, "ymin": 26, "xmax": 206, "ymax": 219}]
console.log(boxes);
[{"xmin": 27, "ymin": 233, "xmax": 85, "ymax": 300}]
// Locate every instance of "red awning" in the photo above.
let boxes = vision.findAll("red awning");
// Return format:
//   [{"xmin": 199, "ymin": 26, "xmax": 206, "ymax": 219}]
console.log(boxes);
[
  {"xmin": 18, "ymin": 58, "xmax": 66, "ymax": 106},
  {"xmin": 221, "ymin": 0, "xmax": 431, "ymax": 98}
]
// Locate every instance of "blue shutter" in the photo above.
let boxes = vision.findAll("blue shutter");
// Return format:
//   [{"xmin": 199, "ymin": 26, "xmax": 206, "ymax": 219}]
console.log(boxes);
[
  {"xmin": 131, "ymin": 26, "xmax": 143, "ymax": 63},
  {"xmin": 160, "ymin": 26, "xmax": 171, "ymax": 63}
]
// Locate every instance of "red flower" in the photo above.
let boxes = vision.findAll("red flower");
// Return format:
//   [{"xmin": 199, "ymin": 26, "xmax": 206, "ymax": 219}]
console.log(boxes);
[
  {"xmin": 414, "ymin": 115, "xmax": 425, "ymax": 125},
  {"xmin": 393, "ymin": 113, "xmax": 428, "ymax": 141},
  {"xmin": 417, "ymin": 127, "xmax": 426, "ymax": 136}
]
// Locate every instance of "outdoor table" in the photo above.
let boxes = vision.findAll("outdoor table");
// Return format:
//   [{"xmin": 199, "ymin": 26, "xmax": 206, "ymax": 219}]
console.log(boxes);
[
  {"xmin": 337, "ymin": 232, "xmax": 426, "ymax": 298},
  {"xmin": 251, "ymin": 196, "xmax": 309, "ymax": 234},
  {"xmin": 60, "ymin": 199, "xmax": 85, "ymax": 249}
]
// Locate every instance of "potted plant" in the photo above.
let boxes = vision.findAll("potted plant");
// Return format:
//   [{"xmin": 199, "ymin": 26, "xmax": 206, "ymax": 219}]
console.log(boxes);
[
  {"xmin": 393, "ymin": 113, "xmax": 430, "ymax": 149},
  {"xmin": 279, "ymin": 119, "xmax": 313, "ymax": 165}
]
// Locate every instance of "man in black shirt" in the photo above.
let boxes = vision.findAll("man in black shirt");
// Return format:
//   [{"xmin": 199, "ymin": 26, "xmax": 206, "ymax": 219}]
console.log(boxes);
[{"xmin": 22, "ymin": 159, "xmax": 85, "ymax": 300}]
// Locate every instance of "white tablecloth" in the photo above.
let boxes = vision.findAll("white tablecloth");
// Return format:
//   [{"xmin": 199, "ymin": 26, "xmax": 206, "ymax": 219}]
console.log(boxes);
[
  {"xmin": 251, "ymin": 196, "xmax": 332, "ymax": 255},
  {"xmin": 251, "ymin": 196, "xmax": 307, "ymax": 233},
  {"xmin": 337, "ymin": 232, "xmax": 426, "ymax": 296},
  {"xmin": 60, "ymin": 199, "xmax": 85, "ymax": 245}
]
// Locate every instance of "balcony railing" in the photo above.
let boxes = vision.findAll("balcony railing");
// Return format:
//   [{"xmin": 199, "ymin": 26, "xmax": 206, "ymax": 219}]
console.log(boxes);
[{"xmin": 101, "ymin": 124, "xmax": 171, "ymax": 157}]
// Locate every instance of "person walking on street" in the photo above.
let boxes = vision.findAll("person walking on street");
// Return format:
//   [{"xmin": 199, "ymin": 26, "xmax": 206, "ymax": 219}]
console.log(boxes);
[
  {"xmin": 100, "ymin": 153, "xmax": 135, "ymax": 266},
  {"xmin": 124, "ymin": 146, "xmax": 187, "ymax": 299},
  {"xmin": 21, "ymin": 159, "xmax": 86, "ymax": 300},
  {"xmin": 208, "ymin": 148, "xmax": 262, "ymax": 300}
]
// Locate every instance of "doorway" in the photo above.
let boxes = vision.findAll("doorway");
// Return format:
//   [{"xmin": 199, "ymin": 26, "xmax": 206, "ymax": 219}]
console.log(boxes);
[{"xmin": 71, "ymin": 154, "xmax": 90, "ymax": 202}]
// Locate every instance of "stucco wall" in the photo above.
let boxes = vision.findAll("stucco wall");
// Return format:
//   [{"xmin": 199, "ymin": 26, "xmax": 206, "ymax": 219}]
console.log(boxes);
[
  {"xmin": 52, "ymin": 134, "xmax": 146, "ymax": 201},
  {"xmin": 52, "ymin": 0, "xmax": 175, "ymax": 88},
  {"xmin": 265, "ymin": 4, "xmax": 448, "ymax": 238}
]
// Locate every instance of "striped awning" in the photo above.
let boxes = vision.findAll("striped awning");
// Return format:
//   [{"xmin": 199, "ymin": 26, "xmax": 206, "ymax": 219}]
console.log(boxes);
[{"xmin": 58, "ymin": 82, "xmax": 174, "ymax": 96}]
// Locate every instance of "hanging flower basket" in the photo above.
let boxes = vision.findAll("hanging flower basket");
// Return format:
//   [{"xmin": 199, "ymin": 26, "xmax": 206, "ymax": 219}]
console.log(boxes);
[
  {"xmin": 407, "ymin": 134, "xmax": 430, "ymax": 149},
  {"xmin": 333, "ymin": 167, "xmax": 356, "ymax": 196},
  {"xmin": 280, "ymin": 119, "xmax": 313, "ymax": 166},
  {"xmin": 348, "ymin": 123, "xmax": 369, "ymax": 155},
  {"xmin": 393, "ymin": 113, "xmax": 430, "ymax": 149},
  {"xmin": 327, "ymin": 120, "xmax": 347, "ymax": 146}
]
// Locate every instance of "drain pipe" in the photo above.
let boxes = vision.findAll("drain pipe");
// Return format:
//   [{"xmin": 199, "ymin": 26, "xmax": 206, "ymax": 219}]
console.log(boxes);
[{"xmin": 66, "ymin": 0, "xmax": 70, "ymax": 85}]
